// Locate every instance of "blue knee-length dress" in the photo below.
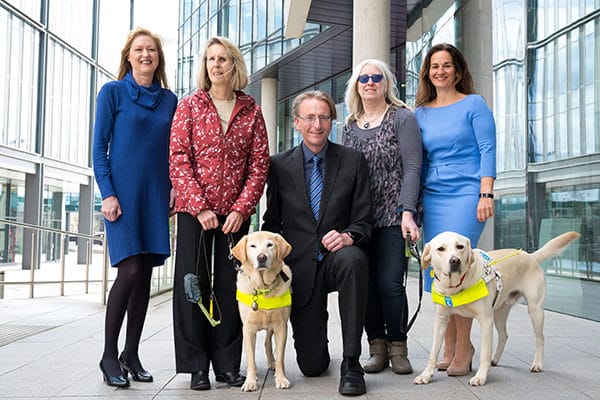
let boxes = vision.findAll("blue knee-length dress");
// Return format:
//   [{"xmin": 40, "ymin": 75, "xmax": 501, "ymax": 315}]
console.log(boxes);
[
  {"xmin": 415, "ymin": 94, "xmax": 496, "ymax": 246},
  {"xmin": 93, "ymin": 72, "xmax": 177, "ymax": 267}
]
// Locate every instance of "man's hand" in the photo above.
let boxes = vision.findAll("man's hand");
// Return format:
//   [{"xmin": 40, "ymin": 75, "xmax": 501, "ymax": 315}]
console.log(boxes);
[{"xmin": 322, "ymin": 230, "xmax": 353, "ymax": 253}]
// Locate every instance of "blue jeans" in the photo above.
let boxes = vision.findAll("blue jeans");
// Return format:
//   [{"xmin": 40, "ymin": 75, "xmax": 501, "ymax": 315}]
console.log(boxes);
[{"xmin": 364, "ymin": 226, "xmax": 409, "ymax": 342}]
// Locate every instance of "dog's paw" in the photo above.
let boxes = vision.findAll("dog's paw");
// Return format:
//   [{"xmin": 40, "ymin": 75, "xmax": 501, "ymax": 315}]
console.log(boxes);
[
  {"xmin": 468, "ymin": 375, "xmax": 487, "ymax": 386},
  {"xmin": 241, "ymin": 378, "xmax": 258, "ymax": 392},
  {"xmin": 413, "ymin": 374, "xmax": 432, "ymax": 384},
  {"xmin": 530, "ymin": 363, "xmax": 543, "ymax": 372},
  {"xmin": 275, "ymin": 376, "xmax": 290, "ymax": 389}
]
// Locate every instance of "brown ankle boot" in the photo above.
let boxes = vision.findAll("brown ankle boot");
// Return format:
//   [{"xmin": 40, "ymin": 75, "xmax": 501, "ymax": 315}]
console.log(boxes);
[
  {"xmin": 363, "ymin": 339, "xmax": 388, "ymax": 373},
  {"xmin": 388, "ymin": 341, "xmax": 413, "ymax": 374}
]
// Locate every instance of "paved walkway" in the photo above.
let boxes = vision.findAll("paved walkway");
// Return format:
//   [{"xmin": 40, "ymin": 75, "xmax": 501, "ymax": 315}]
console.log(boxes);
[{"xmin": 1, "ymin": 278, "xmax": 599, "ymax": 399}]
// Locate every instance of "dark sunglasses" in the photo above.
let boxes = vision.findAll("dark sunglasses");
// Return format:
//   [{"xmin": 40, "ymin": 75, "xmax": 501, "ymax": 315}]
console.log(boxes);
[{"xmin": 358, "ymin": 74, "xmax": 384, "ymax": 84}]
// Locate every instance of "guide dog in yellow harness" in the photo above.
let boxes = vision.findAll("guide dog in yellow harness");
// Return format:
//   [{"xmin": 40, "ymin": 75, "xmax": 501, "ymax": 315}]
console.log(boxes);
[
  {"xmin": 232, "ymin": 231, "xmax": 293, "ymax": 392},
  {"xmin": 414, "ymin": 230, "xmax": 580, "ymax": 386}
]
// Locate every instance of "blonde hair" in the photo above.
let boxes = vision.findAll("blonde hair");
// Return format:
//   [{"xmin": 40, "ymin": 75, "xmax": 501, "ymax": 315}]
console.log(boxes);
[
  {"xmin": 344, "ymin": 59, "xmax": 408, "ymax": 123},
  {"xmin": 118, "ymin": 27, "xmax": 170, "ymax": 89},
  {"xmin": 197, "ymin": 36, "xmax": 249, "ymax": 91}
]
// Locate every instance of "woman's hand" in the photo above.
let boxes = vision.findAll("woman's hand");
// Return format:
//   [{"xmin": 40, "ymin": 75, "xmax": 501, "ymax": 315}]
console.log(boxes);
[
  {"xmin": 477, "ymin": 198, "xmax": 494, "ymax": 222},
  {"xmin": 222, "ymin": 211, "xmax": 243, "ymax": 234},
  {"xmin": 401, "ymin": 211, "xmax": 420, "ymax": 241},
  {"xmin": 197, "ymin": 209, "xmax": 219, "ymax": 231},
  {"xmin": 101, "ymin": 196, "xmax": 122, "ymax": 222}
]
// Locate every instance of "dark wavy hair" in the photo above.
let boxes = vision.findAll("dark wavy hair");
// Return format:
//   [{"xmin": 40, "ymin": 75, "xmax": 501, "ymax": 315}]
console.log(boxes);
[{"xmin": 415, "ymin": 43, "xmax": 475, "ymax": 107}]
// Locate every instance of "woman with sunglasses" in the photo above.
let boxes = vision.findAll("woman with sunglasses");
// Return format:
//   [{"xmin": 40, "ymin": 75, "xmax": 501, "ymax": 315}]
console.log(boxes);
[
  {"xmin": 343, "ymin": 59, "xmax": 422, "ymax": 375},
  {"xmin": 415, "ymin": 43, "xmax": 496, "ymax": 376}
]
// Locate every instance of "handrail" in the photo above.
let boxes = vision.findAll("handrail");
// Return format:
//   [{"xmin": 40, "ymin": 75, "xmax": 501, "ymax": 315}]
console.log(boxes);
[
  {"xmin": 0, "ymin": 218, "xmax": 174, "ymax": 303},
  {"xmin": 0, "ymin": 217, "xmax": 107, "ymax": 302},
  {"xmin": 0, "ymin": 218, "xmax": 103, "ymax": 240}
]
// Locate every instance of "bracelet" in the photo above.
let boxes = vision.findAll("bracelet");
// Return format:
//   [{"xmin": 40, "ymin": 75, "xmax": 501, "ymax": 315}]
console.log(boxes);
[{"xmin": 479, "ymin": 193, "xmax": 494, "ymax": 199}]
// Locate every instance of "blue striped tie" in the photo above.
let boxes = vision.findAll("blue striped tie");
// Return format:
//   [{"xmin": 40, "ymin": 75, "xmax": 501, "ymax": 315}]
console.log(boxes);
[{"xmin": 309, "ymin": 155, "xmax": 323, "ymax": 221}]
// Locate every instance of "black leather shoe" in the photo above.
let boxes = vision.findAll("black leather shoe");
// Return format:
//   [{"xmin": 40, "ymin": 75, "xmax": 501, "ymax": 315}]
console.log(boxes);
[
  {"xmin": 190, "ymin": 371, "xmax": 210, "ymax": 390},
  {"xmin": 215, "ymin": 371, "xmax": 245, "ymax": 387},
  {"xmin": 118, "ymin": 354, "xmax": 153, "ymax": 382},
  {"xmin": 339, "ymin": 357, "xmax": 366, "ymax": 396},
  {"xmin": 99, "ymin": 361, "xmax": 130, "ymax": 388}
]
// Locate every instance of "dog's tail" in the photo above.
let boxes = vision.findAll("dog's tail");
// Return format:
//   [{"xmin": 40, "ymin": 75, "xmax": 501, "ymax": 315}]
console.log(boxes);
[{"xmin": 532, "ymin": 231, "xmax": 580, "ymax": 263}]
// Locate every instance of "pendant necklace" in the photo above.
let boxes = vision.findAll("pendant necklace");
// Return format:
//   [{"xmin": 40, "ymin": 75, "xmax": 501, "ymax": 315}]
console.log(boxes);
[{"xmin": 361, "ymin": 105, "xmax": 388, "ymax": 129}]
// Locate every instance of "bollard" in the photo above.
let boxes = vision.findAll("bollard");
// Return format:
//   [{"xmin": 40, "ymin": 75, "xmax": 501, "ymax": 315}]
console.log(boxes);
[{"xmin": 0, "ymin": 270, "xmax": 4, "ymax": 299}]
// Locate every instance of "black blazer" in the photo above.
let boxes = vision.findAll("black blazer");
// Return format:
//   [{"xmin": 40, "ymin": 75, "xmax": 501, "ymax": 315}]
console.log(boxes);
[{"xmin": 262, "ymin": 141, "xmax": 374, "ymax": 307}]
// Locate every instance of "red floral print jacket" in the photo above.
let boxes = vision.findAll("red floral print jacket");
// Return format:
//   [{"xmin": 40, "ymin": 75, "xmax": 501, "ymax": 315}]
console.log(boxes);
[{"xmin": 169, "ymin": 89, "xmax": 270, "ymax": 220}]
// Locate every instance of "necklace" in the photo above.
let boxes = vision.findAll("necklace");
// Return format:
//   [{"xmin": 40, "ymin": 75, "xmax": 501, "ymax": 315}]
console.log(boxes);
[{"xmin": 360, "ymin": 105, "xmax": 388, "ymax": 129}]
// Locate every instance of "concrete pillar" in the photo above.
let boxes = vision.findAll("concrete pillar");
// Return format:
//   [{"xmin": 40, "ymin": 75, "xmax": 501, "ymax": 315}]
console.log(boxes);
[
  {"xmin": 78, "ymin": 180, "xmax": 94, "ymax": 264},
  {"xmin": 23, "ymin": 165, "xmax": 43, "ymax": 270},
  {"xmin": 460, "ymin": 0, "xmax": 494, "ymax": 249},
  {"xmin": 261, "ymin": 77, "xmax": 278, "ymax": 155},
  {"xmin": 353, "ymin": 0, "xmax": 390, "ymax": 66},
  {"xmin": 259, "ymin": 77, "xmax": 278, "ymax": 227}
]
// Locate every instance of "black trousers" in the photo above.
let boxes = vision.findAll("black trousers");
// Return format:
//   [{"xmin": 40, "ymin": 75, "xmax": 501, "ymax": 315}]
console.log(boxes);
[
  {"xmin": 172, "ymin": 212, "xmax": 249, "ymax": 374},
  {"xmin": 290, "ymin": 245, "xmax": 369, "ymax": 377}
]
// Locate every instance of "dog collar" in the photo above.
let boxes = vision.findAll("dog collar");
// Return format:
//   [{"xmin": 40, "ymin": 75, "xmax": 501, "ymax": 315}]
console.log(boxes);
[
  {"xmin": 236, "ymin": 288, "xmax": 291, "ymax": 311},
  {"xmin": 431, "ymin": 278, "xmax": 490, "ymax": 308}
]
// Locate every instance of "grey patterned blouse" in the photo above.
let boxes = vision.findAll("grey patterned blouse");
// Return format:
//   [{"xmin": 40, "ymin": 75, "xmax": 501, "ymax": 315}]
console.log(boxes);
[{"xmin": 342, "ymin": 106, "xmax": 422, "ymax": 228}]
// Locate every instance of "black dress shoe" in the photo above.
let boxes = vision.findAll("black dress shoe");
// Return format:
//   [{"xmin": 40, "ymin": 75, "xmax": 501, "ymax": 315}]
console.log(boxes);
[
  {"xmin": 339, "ymin": 357, "xmax": 366, "ymax": 396},
  {"xmin": 215, "ymin": 371, "xmax": 245, "ymax": 387},
  {"xmin": 99, "ymin": 361, "xmax": 130, "ymax": 388},
  {"xmin": 118, "ymin": 354, "xmax": 153, "ymax": 382},
  {"xmin": 190, "ymin": 371, "xmax": 210, "ymax": 390}
]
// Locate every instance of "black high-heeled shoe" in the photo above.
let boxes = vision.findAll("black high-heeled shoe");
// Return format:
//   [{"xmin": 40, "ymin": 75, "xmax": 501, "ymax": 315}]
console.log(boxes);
[
  {"xmin": 99, "ymin": 361, "xmax": 130, "ymax": 388},
  {"xmin": 118, "ymin": 354, "xmax": 153, "ymax": 382}
]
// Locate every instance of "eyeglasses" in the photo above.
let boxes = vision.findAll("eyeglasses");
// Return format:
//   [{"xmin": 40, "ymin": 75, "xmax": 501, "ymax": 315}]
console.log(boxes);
[
  {"xmin": 298, "ymin": 115, "xmax": 333, "ymax": 124},
  {"xmin": 357, "ymin": 74, "xmax": 384, "ymax": 84}
]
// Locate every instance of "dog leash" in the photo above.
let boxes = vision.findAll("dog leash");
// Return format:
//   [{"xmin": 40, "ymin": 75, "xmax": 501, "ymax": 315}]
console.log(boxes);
[
  {"xmin": 401, "ymin": 233, "xmax": 423, "ymax": 334},
  {"xmin": 194, "ymin": 229, "xmax": 222, "ymax": 327}
]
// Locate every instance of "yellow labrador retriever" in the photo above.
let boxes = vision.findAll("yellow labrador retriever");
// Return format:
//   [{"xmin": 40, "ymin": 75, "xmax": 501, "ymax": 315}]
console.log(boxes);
[
  {"xmin": 231, "ymin": 231, "xmax": 293, "ymax": 392},
  {"xmin": 413, "ymin": 230, "xmax": 580, "ymax": 386}
]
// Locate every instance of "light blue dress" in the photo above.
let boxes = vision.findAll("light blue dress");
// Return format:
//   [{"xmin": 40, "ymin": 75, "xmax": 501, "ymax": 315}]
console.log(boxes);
[{"xmin": 416, "ymin": 94, "xmax": 496, "ymax": 245}]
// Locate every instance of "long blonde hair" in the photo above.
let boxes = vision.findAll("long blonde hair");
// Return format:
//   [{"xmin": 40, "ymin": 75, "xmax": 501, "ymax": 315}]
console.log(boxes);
[
  {"xmin": 344, "ymin": 59, "xmax": 408, "ymax": 123},
  {"xmin": 197, "ymin": 36, "xmax": 249, "ymax": 91},
  {"xmin": 118, "ymin": 27, "xmax": 170, "ymax": 89}
]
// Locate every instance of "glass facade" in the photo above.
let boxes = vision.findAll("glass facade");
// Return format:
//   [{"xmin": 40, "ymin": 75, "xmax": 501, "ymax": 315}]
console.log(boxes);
[
  {"xmin": 1, "ymin": 0, "xmax": 175, "ymax": 298},
  {"xmin": 177, "ymin": 0, "xmax": 324, "ymax": 98}
]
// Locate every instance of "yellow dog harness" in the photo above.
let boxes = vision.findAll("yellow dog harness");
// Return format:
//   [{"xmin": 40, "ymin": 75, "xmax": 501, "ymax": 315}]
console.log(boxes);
[
  {"xmin": 236, "ymin": 288, "xmax": 292, "ymax": 310},
  {"xmin": 431, "ymin": 249, "xmax": 521, "ymax": 308}
]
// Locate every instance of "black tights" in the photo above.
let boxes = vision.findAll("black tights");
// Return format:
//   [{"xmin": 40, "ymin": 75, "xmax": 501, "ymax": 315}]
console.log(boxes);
[{"xmin": 101, "ymin": 254, "xmax": 153, "ymax": 376}]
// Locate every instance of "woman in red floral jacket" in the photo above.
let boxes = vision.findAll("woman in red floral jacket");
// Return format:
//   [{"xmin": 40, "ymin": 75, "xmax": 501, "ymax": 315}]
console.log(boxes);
[{"xmin": 169, "ymin": 36, "xmax": 269, "ymax": 391}]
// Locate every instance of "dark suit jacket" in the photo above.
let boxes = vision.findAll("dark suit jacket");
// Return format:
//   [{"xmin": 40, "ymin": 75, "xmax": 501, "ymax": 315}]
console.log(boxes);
[{"xmin": 262, "ymin": 141, "xmax": 374, "ymax": 307}]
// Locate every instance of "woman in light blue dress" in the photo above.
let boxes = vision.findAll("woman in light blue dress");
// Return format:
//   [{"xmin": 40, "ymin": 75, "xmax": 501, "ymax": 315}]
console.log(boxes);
[{"xmin": 415, "ymin": 43, "xmax": 496, "ymax": 376}]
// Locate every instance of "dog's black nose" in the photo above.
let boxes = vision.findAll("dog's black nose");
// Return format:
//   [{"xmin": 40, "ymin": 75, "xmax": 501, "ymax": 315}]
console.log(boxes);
[
  {"xmin": 449, "ymin": 256, "xmax": 461, "ymax": 273},
  {"xmin": 257, "ymin": 253, "xmax": 267, "ymax": 263}
]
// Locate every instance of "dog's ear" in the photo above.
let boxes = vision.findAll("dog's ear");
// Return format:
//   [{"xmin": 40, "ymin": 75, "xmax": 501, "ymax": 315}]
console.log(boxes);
[
  {"xmin": 231, "ymin": 235, "xmax": 248, "ymax": 262},
  {"xmin": 273, "ymin": 233, "xmax": 292, "ymax": 260},
  {"xmin": 464, "ymin": 237, "xmax": 475, "ymax": 267},
  {"xmin": 421, "ymin": 242, "xmax": 431, "ymax": 270}
]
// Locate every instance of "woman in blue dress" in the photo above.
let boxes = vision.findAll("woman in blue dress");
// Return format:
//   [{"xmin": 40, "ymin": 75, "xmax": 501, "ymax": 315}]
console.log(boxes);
[
  {"xmin": 93, "ymin": 28, "xmax": 177, "ymax": 387},
  {"xmin": 415, "ymin": 43, "xmax": 496, "ymax": 376}
]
